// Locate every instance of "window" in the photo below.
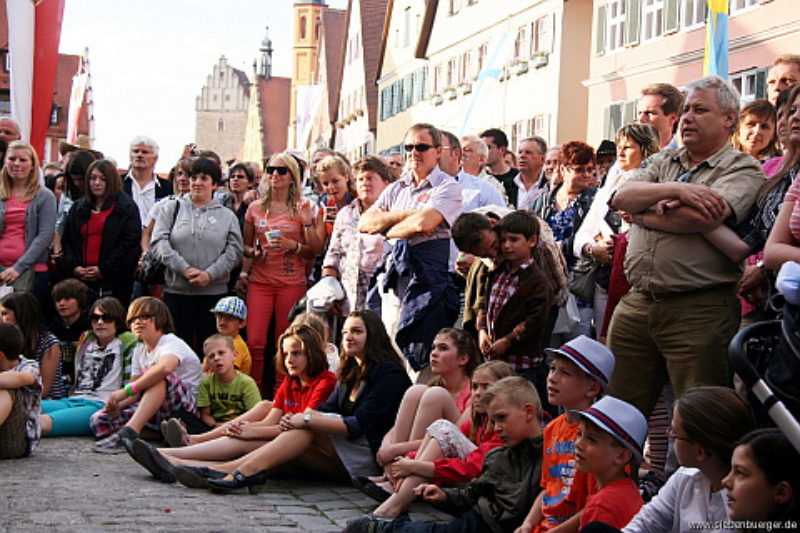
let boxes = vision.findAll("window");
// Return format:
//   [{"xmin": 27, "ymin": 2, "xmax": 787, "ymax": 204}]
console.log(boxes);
[
  {"xmin": 2, "ymin": 50, "xmax": 9, "ymax": 73},
  {"xmin": 460, "ymin": 51, "xmax": 472, "ymax": 82},
  {"xmin": 681, "ymin": 0, "xmax": 705, "ymax": 29},
  {"xmin": 434, "ymin": 64, "xmax": 444, "ymax": 93},
  {"xmin": 50, "ymin": 105, "xmax": 59, "ymax": 126},
  {"xmin": 642, "ymin": 0, "xmax": 664, "ymax": 42},
  {"xmin": 218, "ymin": 119, "xmax": 225, "ymax": 132},
  {"xmin": 533, "ymin": 114, "xmax": 548, "ymax": 138},
  {"xmin": 447, "ymin": 58, "xmax": 457, "ymax": 88},
  {"xmin": 478, "ymin": 42, "xmax": 488, "ymax": 72},
  {"xmin": 514, "ymin": 25, "xmax": 529, "ymax": 61},
  {"xmin": 300, "ymin": 16, "xmax": 307, "ymax": 39},
  {"xmin": 730, "ymin": 68, "xmax": 768, "ymax": 104},
  {"xmin": 603, "ymin": 99, "xmax": 637, "ymax": 139},
  {"xmin": 730, "ymin": 0, "xmax": 759, "ymax": 13},
  {"xmin": 606, "ymin": 0, "xmax": 626, "ymax": 52},
  {"xmin": 533, "ymin": 15, "xmax": 552, "ymax": 54}
]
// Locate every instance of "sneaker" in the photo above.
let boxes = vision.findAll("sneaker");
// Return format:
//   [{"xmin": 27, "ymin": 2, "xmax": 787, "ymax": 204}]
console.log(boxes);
[
  {"xmin": 91, "ymin": 427, "xmax": 139, "ymax": 454},
  {"xmin": 128, "ymin": 439, "xmax": 175, "ymax": 483},
  {"xmin": 161, "ymin": 418, "xmax": 189, "ymax": 448}
]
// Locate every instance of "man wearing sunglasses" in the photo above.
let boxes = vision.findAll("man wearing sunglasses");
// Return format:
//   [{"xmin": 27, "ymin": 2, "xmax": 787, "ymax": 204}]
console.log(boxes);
[{"xmin": 359, "ymin": 124, "xmax": 462, "ymax": 380}]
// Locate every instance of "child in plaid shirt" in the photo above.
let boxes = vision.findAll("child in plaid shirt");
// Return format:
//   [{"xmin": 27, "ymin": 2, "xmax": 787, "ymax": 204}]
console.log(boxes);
[{"xmin": 476, "ymin": 211, "xmax": 553, "ymax": 405}]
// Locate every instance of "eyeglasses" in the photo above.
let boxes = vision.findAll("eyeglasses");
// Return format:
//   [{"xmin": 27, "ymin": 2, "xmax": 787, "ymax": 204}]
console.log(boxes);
[
  {"xmin": 403, "ymin": 143, "xmax": 434, "ymax": 153},
  {"xmin": 667, "ymin": 426, "xmax": 692, "ymax": 442},
  {"xmin": 266, "ymin": 166, "xmax": 290, "ymax": 176},
  {"xmin": 230, "ymin": 173, "xmax": 249, "ymax": 180},
  {"xmin": 565, "ymin": 165, "xmax": 594, "ymax": 175},
  {"xmin": 128, "ymin": 313, "xmax": 155, "ymax": 325},
  {"xmin": 90, "ymin": 313, "xmax": 112, "ymax": 323}
]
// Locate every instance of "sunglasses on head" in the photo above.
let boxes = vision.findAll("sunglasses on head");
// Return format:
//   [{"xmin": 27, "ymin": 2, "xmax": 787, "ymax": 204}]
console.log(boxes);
[
  {"xmin": 404, "ymin": 143, "xmax": 434, "ymax": 153},
  {"xmin": 90, "ymin": 313, "xmax": 112, "ymax": 323},
  {"xmin": 266, "ymin": 166, "xmax": 290, "ymax": 176}
]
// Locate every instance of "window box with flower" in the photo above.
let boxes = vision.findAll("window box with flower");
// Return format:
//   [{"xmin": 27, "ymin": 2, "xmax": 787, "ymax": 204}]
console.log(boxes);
[
  {"xmin": 458, "ymin": 79, "xmax": 472, "ymax": 95},
  {"xmin": 510, "ymin": 57, "xmax": 529, "ymax": 76},
  {"xmin": 531, "ymin": 52, "xmax": 548, "ymax": 69},
  {"xmin": 444, "ymin": 87, "xmax": 457, "ymax": 100}
]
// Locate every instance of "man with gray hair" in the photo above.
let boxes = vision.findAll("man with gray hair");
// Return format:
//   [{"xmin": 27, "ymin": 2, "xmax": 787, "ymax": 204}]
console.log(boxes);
[
  {"xmin": 122, "ymin": 135, "xmax": 172, "ymax": 225},
  {"xmin": 460, "ymin": 134, "xmax": 507, "ymax": 204},
  {"xmin": 513, "ymin": 136, "xmax": 548, "ymax": 209},
  {"xmin": 607, "ymin": 75, "xmax": 764, "ymax": 420}
]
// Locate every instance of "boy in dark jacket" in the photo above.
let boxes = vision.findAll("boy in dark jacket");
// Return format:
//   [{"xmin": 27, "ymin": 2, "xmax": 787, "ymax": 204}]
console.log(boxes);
[
  {"xmin": 476, "ymin": 211, "xmax": 553, "ymax": 405},
  {"xmin": 347, "ymin": 376, "xmax": 544, "ymax": 533}
]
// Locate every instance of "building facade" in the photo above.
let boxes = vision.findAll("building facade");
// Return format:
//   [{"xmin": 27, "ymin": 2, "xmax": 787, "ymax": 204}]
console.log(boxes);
[
  {"xmin": 375, "ymin": 0, "xmax": 593, "ymax": 154},
  {"xmin": 586, "ymin": 0, "xmax": 800, "ymax": 142},
  {"xmin": 195, "ymin": 56, "xmax": 251, "ymax": 163}
]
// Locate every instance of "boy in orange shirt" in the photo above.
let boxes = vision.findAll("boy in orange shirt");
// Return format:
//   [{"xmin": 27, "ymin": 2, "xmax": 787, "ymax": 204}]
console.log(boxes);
[{"xmin": 516, "ymin": 335, "xmax": 614, "ymax": 533}]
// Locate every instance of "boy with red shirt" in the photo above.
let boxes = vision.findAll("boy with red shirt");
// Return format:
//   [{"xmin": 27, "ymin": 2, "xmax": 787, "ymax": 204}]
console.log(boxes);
[
  {"xmin": 517, "ymin": 335, "xmax": 614, "ymax": 533},
  {"xmin": 572, "ymin": 396, "xmax": 646, "ymax": 529}
]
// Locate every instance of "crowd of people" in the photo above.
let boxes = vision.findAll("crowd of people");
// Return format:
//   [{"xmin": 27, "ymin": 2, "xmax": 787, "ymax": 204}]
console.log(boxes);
[{"xmin": 1, "ymin": 53, "xmax": 800, "ymax": 532}]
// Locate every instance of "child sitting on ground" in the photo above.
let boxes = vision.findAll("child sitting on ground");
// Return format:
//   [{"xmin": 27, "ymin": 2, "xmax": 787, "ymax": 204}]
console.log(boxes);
[
  {"xmin": 476, "ymin": 211, "xmax": 553, "ymax": 405},
  {"xmin": 202, "ymin": 297, "xmax": 251, "ymax": 376},
  {"xmin": 128, "ymin": 324, "xmax": 337, "ymax": 486},
  {"xmin": 169, "ymin": 334, "xmax": 261, "ymax": 437},
  {"xmin": 348, "ymin": 376, "xmax": 545, "ymax": 533},
  {"xmin": 49, "ymin": 278, "xmax": 92, "ymax": 384},
  {"xmin": 517, "ymin": 335, "xmax": 615, "ymax": 533},
  {"xmin": 571, "ymin": 396, "xmax": 646, "ymax": 529},
  {"xmin": 40, "ymin": 297, "xmax": 138, "ymax": 436},
  {"xmin": 0, "ymin": 322, "xmax": 42, "ymax": 459},
  {"xmin": 363, "ymin": 361, "xmax": 513, "ymax": 518}
]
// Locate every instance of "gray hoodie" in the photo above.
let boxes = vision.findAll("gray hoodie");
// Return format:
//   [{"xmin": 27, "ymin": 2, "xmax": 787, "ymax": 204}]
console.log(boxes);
[{"xmin": 151, "ymin": 196, "xmax": 242, "ymax": 296}]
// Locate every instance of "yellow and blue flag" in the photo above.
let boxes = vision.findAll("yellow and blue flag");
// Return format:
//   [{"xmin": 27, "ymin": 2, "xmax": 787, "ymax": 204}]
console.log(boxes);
[{"xmin": 703, "ymin": 0, "xmax": 729, "ymax": 78}]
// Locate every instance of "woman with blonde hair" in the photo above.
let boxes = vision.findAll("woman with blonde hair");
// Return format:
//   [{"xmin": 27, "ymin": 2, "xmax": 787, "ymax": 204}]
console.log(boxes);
[
  {"xmin": 239, "ymin": 152, "xmax": 324, "ymax": 393},
  {"xmin": 0, "ymin": 141, "xmax": 57, "ymax": 292}
]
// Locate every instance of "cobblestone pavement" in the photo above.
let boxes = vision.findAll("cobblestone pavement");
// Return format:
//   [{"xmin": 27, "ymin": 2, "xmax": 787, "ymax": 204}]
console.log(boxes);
[{"xmin": 0, "ymin": 437, "xmax": 452, "ymax": 532}]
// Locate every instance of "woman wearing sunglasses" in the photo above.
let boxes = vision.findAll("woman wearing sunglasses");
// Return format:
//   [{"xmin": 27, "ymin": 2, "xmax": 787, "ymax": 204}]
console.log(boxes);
[
  {"xmin": 240, "ymin": 152, "xmax": 324, "ymax": 395},
  {"xmin": 38, "ymin": 297, "xmax": 138, "ymax": 437}
]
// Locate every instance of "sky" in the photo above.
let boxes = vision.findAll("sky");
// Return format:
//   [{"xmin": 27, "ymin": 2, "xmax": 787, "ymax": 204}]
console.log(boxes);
[{"xmin": 59, "ymin": 0, "xmax": 347, "ymax": 172}]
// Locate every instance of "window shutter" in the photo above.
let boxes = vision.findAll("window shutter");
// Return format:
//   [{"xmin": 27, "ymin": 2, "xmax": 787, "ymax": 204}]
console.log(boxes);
[
  {"xmin": 624, "ymin": 0, "xmax": 641, "ymax": 47},
  {"xmin": 404, "ymin": 73, "xmax": 413, "ymax": 109},
  {"xmin": 392, "ymin": 82, "xmax": 400, "ymax": 115},
  {"xmin": 755, "ymin": 68, "xmax": 767, "ymax": 99},
  {"xmin": 546, "ymin": 13, "xmax": 555, "ymax": 54},
  {"xmin": 663, "ymin": 0, "xmax": 679, "ymax": 34},
  {"xmin": 596, "ymin": 5, "xmax": 607, "ymax": 56},
  {"xmin": 603, "ymin": 105, "xmax": 612, "ymax": 139},
  {"xmin": 623, "ymin": 99, "xmax": 638, "ymax": 126}
]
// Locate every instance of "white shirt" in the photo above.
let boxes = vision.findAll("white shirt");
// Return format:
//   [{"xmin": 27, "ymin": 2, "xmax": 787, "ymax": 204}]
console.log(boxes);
[
  {"xmin": 513, "ymin": 173, "xmax": 546, "ymax": 210},
  {"xmin": 131, "ymin": 333, "xmax": 202, "ymax": 396},
  {"xmin": 130, "ymin": 176, "xmax": 157, "ymax": 227},
  {"xmin": 622, "ymin": 467, "xmax": 733, "ymax": 533}
]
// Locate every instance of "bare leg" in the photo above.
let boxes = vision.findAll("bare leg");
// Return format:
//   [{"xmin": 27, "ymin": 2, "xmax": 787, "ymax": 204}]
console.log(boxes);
[
  {"xmin": 40, "ymin": 413, "xmax": 53, "ymax": 436},
  {"xmin": 125, "ymin": 380, "xmax": 167, "ymax": 433},
  {"xmin": 213, "ymin": 428, "xmax": 317, "ymax": 477},
  {"xmin": 374, "ymin": 437, "xmax": 446, "ymax": 517},
  {"xmin": 160, "ymin": 437, "xmax": 267, "ymax": 464},
  {"xmin": 188, "ymin": 400, "xmax": 273, "ymax": 444},
  {"xmin": 408, "ymin": 387, "xmax": 461, "ymax": 439},
  {"xmin": 0, "ymin": 390, "xmax": 11, "ymax": 426},
  {"xmin": 390, "ymin": 385, "xmax": 428, "ymax": 443}
]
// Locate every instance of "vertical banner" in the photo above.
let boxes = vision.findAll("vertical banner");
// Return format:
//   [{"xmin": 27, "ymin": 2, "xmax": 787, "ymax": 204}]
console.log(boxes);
[
  {"xmin": 458, "ymin": 33, "xmax": 514, "ymax": 136},
  {"xmin": 7, "ymin": 0, "xmax": 66, "ymax": 157},
  {"xmin": 66, "ymin": 54, "xmax": 88, "ymax": 145},
  {"xmin": 703, "ymin": 0, "xmax": 729, "ymax": 79}
]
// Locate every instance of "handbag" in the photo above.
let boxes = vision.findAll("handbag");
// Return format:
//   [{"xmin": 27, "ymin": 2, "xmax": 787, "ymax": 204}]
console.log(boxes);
[
  {"xmin": 568, "ymin": 256, "xmax": 599, "ymax": 301},
  {"xmin": 135, "ymin": 199, "xmax": 180, "ymax": 285}
]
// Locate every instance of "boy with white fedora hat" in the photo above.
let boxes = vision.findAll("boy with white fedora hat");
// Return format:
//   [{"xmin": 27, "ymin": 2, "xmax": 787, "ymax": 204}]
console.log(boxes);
[
  {"xmin": 517, "ymin": 335, "xmax": 615, "ymax": 532},
  {"xmin": 571, "ymin": 396, "xmax": 646, "ymax": 529}
]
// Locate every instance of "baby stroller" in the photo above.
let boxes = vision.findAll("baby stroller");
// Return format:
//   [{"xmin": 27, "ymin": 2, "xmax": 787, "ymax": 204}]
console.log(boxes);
[{"xmin": 729, "ymin": 263, "xmax": 800, "ymax": 454}]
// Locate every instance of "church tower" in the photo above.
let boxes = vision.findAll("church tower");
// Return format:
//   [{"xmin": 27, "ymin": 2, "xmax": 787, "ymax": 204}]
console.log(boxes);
[
  {"xmin": 289, "ymin": 0, "xmax": 326, "ymax": 149},
  {"xmin": 260, "ymin": 26, "xmax": 273, "ymax": 80}
]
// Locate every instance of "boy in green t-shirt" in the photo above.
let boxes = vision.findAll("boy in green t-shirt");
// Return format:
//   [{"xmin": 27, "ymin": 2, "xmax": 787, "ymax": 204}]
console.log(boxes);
[
  {"xmin": 160, "ymin": 334, "xmax": 260, "ymax": 446},
  {"xmin": 197, "ymin": 334, "xmax": 260, "ymax": 426}
]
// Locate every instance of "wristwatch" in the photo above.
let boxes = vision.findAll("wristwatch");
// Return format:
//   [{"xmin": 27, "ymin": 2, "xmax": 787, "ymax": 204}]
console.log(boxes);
[{"xmin": 303, "ymin": 413, "xmax": 312, "ymax": 428}]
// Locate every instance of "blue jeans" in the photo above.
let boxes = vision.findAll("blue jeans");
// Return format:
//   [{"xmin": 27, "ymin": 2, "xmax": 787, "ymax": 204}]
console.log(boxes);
[
  {"xmin": 383, "ymin": 509, "xmax": 489, "ymax": 533},
  {"xmin": 41, "ymin": 397, "xmax": 105, "ymax": 436}
]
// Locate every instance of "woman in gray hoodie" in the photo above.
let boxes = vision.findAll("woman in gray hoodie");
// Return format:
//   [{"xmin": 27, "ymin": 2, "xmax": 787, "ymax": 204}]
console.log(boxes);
[{"xmin": 151, "ymin": 157, "xmax": 242, "ymax": 356}]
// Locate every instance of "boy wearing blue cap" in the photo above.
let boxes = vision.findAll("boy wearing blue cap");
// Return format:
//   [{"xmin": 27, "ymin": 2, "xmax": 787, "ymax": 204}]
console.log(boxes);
[
  {"xmin": 572, "ymin": 396, "xmax": 646, "ymax": 529},
  {"xmin": 204, "ymin": 296, "xmax": 251, "ymax": 376},
  {"xmin": 517, "ymin": 335, "xmax": 614, "ymax": 533}
]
